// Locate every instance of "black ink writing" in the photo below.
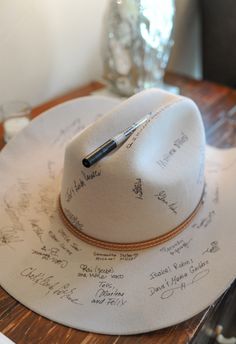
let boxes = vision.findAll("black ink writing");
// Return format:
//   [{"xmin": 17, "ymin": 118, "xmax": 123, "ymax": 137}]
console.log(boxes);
[
  {"xmin": 160, "ymin": 238, "xmax": 192, "ymax": 256},
  {"xmin": 150, "ymin": 266, "xmax": 171, "ymax": 280},
  {"xmin": 65, "ymin": 179, "xmax": 86, "ymax": 202},
  {"xmin": 93, "ymin": 252, "xmax": 117, "ymax": 261},
  {"xmin": 32, "ymin": 246, "xmax": 68, "ymax": 269},
  {"xmin": 65, "ymin": 169, "xmax": 101, "ymax": 203},
  {"xmin": 0, "ymin": 226, "xmax": 23, "ymax": 247},
  {"xmin": 63, "ymin": 208, "xmax": 84, "ymax": 231},
  {"xmin": 154, "ymin": 190, "xmax": 178, "ymax": 215},
  {"xmin": 149, "ymin": 260, "xmax": 209, "ymax": 299},
  {"xmin": 81, "ymin": 169, "xmax": 101, "ymax": 181},
  {"xmin": 202, "ymin": 241, "xmax": 220, "ymax": 255},
  {"xmin": 132, "ymin": 178, "xmax": 143, "ymax": 200},
  {"xmin": 48, "ymin": 230, "xmax": 73, "ymax": 256},
  {"xmin": 119, "ymin": 253, "xmax": 138, "ymax": 261},
  {"xmin": 30, "ymin": 220, "xmax": 44, "ymax": 243},
  {"xmin": 191, "ymin": 210, "xmax": 215, "ymax": 229},
  {"xmin": 77, "ymin": 264, "xmax": 124, "ymax": 280},
  {"xmin": 91, "ymin": 281, "xmax": 127, "ymax": 307},
  {"xmin": 20, "ymin": 267, "xmax": 82, "ymax": 305},
  {"xmin": 157, "ymin": 132, "xmax": 189, "ymax": 169},
  {"xmin": 4, "ymin": 196, "xmax": 24, "ymax": 232},
  {"xmin": 161, "ymin": 270, "xmax": 209, "ymax": 299}
]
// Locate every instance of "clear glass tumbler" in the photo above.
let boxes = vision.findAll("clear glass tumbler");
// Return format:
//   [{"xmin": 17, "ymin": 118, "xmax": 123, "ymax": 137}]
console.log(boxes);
[{"xmin": 0, "ymin": 101, "xmax": 31, "ymax": 143}]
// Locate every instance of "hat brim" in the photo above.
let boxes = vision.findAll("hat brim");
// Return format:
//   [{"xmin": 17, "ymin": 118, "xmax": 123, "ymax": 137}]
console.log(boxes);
[{"xmin": 0, "ymin": 96, "xmax": 236, "ymax": 335}]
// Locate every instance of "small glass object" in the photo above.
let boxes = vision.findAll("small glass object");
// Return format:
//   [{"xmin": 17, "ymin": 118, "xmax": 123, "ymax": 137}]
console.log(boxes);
[
  {"xmin": 103, "ymin": 0, "xmax": 179, "ymax": 97},
  {"xmin": 0, "ymin": 101, "xmax": 31, "ymax": 143}
]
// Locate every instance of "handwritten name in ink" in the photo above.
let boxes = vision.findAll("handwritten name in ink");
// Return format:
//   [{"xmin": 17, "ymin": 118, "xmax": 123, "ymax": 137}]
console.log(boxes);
[
  {"xmin": 37, "ymin": 183, "xmax": 55, "ymax": 216},
  {"xmin": 81, "ymin": 169, "xmax": 101, "ymax": 181},
  {"xmin": 93, "ymin": 252, "xmax": 117, "ymax": 261},
  {"xmin": 65, "ymin": 179, "xmax": 86, "ymax": 202},
  {"xmin": 48, "ymin": 230, "xmax": 73, "ymax": 256},
  {"xmin": 202, "ymin": 241, "xmax": 220, "ymax": 255},
  {"xmin": 154, "ymin": 190, "xmax": 178, "ymax": 215},
  {"xmin": 149, "ymin": 266, "xmax": 171, "ymax": 280},
  {"xmin": 157, "ymin": 131, "xmax": 189, "ymax": 169},
  {"xmin": 132, "ymin": 178, "xmax": 144, "ymax": 200},
  {"xmin": 92, "ymin": 252, "xmax": 139, "ymax": 262},
  {"xmin": 160, "ymin": 238, "xmax": 192, "ymax": 256},
  {"xmin": 149, "ymin": 258, "xmax": 194, "ymax": 281},
  {"xmin": 32, "ymin": 246, "xmax": 68, "ymax": 269},
  {"xmin": 30, "ymin": 220, "xmax": 44, "ymax": 243},
  {"xmin": 63, "ymin": 208, "xmax": 84, "ymax": 231},
  {"xmin": 0, "ymin": 226, "xmax": 23, "ymax": 247},
  {"xmin": 91, "ymin": 281, "xmax": 127, "ymax": 307},
  {"xmin": 20, "ymin": 267, "xmax": 82, "ymax": 305},
  {"xmin": 77, "ymin": 264, "xmax": 124, "ymax": 280},
  {"xmin": 120, "ymin": 253, "xmax": 139, "ymax": 261},
  {"xmin": 191, "ymin": 210, "xmax": 215, "ymax": 229},
  {"xmin": 148, "ymin": 259, "xmax": 209, "ymax": 299},
  {"xmin": 65, "ymin": 169, "xmax": 101, "ymax": 203},
  {"xmin": 58, "ymin": 227, "xmax": 81, "ymax": 252},
  {"xmin": 3, "ymin": 194, "xmax": 24, "ymax": 232},
  {"xmin": 48, "ymin": 227, "xmax": 82, "ymax": 255}
]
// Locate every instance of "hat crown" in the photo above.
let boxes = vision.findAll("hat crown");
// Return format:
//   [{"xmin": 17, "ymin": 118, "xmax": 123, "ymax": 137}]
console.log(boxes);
[{"xmin": 60, "ymin": 89, "xmax": 205, "ymax": 245}]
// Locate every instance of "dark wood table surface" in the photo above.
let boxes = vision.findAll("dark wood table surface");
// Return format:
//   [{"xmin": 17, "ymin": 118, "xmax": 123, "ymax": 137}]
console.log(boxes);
[{"xmin": 0, "ymin": 73, "xmax": 236, "ymax": 343}]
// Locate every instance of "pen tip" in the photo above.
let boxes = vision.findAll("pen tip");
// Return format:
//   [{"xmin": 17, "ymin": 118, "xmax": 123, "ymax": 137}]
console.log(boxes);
[{"xmin": 82, "ymin": 159, "xmax": 91, "ymax": 168}]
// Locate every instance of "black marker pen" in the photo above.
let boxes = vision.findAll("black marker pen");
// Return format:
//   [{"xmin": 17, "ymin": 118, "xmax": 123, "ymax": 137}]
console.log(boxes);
[{"xmin": 82, "ymin": 115, "xmax": 150, "ymax": 168}]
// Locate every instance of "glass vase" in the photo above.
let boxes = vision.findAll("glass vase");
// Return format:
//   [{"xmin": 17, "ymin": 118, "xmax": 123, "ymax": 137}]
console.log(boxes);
[{"xmin": 103, "ymin": 0, "xmax": 178, "ymax": 97}]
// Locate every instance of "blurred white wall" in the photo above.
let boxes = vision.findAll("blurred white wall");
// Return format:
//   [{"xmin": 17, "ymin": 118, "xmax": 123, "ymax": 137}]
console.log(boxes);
[
  {"xmin": 0, "ymin": 0, "xmax": 108, "ymax": 106},
  {"xmin": 0, "ymin": 0, "xmax": 201, "ymax": 107}
]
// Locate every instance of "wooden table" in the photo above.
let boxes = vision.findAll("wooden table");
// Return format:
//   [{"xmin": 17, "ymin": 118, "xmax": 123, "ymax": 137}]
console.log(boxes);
[{"xmin": 0, "ymin": 73, "xmax": 236, "ymax": 343}]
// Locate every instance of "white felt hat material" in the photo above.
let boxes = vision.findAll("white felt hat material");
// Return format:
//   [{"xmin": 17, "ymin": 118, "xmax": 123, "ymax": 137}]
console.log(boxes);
[
  {"xmin": 60, "ymin": 90, "xmax": 205, "ymax": 248},
  {"xmin": 0, "ymin": 89, "xmax": 236, "ymax": 335}
]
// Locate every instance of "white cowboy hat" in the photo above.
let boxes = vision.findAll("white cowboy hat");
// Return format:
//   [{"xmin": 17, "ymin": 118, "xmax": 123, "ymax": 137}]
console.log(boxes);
[{"xmin": 0, "ymin": 89, "xmax": 235, "ymax": 335}]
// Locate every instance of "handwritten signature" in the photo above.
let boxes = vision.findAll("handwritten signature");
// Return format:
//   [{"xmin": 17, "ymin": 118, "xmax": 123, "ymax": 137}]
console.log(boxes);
[
  {"xmin": 202, "ymin": 241, "xmax": 220, "ymax": 255},
  {"xmin": 0, "ymin": 226, "xmax": 23, "ymax": 248},
  {"xmin": 20, "ymin": 267, "xmax": 82, "ymax": 305},
  {"xmin": 132, "ymin": 178, "xmax": 144, "ymax": 200},
  {"xmin": 191, "ymin": 211, "xmax": 215, "ymax": 229},
  {"xmin": 30, "ymin": 220, "xmax": 44, "ymax": 243},
  {"xmin": 32, "ymin": 246, "xmax": 68, "ymax": 269},
  {"xmin": 157, "ymin": 131, "xmax": 188, "ymax": 169},
  {"xmin": 91, "ymin": 281, "xmax": 127, "ymax": 307},
  {"xmin": 3, "ymin": 196, "xmax": 24, "ymax": 232},
  {"xmin": 154, "ymin": 190, "xmax": 178, "ymax": 215},
  {"xmin": 149, "ymin": 269, "xmax": 210, "ymax": 300},
  {"xmin": 63, "ymin": 208, "xmax": 84, "ymax": 231},
  {"xmin": 65, "ymin": 170, "xmax": 101, "ymax": 203}
]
